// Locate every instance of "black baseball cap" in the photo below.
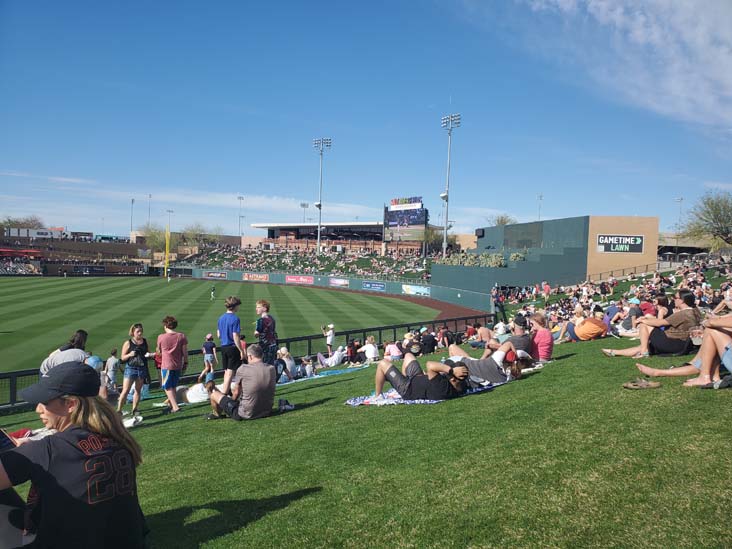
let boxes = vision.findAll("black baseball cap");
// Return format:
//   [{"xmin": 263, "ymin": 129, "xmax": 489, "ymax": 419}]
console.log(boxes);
[
  {"xmin": 22, "ymin": 362, "xmax": 101, "ymax": 405},
  {"xmin": 513, "ymin": 315, "xmax": 528, "ymax": 328}
]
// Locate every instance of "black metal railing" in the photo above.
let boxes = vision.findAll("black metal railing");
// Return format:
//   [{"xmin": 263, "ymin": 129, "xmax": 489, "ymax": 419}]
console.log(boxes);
[{"xmin": 0, "ymin": 312, "xmax": 493, "ymax": 413}]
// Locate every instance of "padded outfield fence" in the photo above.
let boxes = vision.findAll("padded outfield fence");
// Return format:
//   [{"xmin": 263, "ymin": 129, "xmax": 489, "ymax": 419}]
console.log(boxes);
[{"xmin": 0, "ymin": 312, "xmax": 493, "ymax": 413}]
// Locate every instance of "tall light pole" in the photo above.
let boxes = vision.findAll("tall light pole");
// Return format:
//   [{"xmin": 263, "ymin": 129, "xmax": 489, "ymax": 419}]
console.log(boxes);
[
  {"xmin": 238, "ymin": 195, "xmax": 245, "ymax": 236},
  {"xmin": 300, "ymin": 202, "xmax": 309, "ymax": 223},
  {"xmin": 537, "ymin": 194, "xmax": 543, "ymax": 221},
  {"xmin": 147, "ymin": 194, "xmax": 151, "ymax": 226},
  {"xmin": 313, "ymin": 137, "xmax": 332, "ymax": 256},
  {"xmin": 166, "ymin": 209, "xmax": 174, "ymax": 230},
  {"xmin": 130, "ymin": 198, "xmax": 135, "ymax": 235},
  {"xmin": 440, "ymin": 113, "xmax": 460, "ymax": 259}
]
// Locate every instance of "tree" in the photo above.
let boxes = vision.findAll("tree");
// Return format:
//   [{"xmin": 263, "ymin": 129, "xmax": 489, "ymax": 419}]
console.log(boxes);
[
  {"xmin": 182, "ymin": 222, "xmax": 208, "ymax": 246},
  {"xmin": 680, "ymin": 191, "xmax": 732, "ymax": 250},
  {"xmin": 1, "ymin": 215, "xmax": 45, "ymax": 228},
  {"xmin": 487, "ymin": 213, "xmax": 517, "ymax": 226},
  {"xmin": 423, "ymin": 226, "xmax": 457, "ymax": 253}
]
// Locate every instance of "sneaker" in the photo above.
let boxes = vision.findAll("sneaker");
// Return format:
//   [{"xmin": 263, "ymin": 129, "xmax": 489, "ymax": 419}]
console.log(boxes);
[
  {"xmin": 278, "ymin": 398, "xmax": 286, "ymax": 412},
  {"xmin": 205, "ymin": 413, "xmax": 223, "ymax": 420},
  {"xmin": 283, "ymin": 402, "xmax": 295, "ymax": 411}
]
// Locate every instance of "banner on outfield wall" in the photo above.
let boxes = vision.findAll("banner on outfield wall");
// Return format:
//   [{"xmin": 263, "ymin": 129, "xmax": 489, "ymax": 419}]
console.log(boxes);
[
  {"xmin": 402, "ymin": 284, "xmax": 431, "ymax": 297},
  {"xmin": 73, "ymin": 265, "xmax": 106, "ymax": 274},
  {"xmin": 329, "ymin": 278, "xmax": 349, "ymax": 288},
  {"xmin": 286, "ymin": 275, "xmax": 314, "ymax": 285},
  {"xmin": 596, "ymin": 234, "xmax": 644, "ymax": 253},
  {"xmin": 362, "ymin": 281, "xmax": 386, "ymax": 292},
  {"xmin": 243, "ymin": 273, "xmax": 270, "ymax": 282},
  {"xmin": 204, "ymin": 271, "xmax": 227, "ymax": 279}
]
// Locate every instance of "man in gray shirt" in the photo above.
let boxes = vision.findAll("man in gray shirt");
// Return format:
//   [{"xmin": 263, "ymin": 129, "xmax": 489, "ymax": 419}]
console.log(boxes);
[{"xmin": 206, "ymin": 344, "xmax": 276, "ymax": 420}]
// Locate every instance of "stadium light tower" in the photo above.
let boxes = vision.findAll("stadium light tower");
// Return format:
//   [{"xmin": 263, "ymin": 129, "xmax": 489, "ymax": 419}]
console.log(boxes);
[
  {"xmin": 300, "ymin": 202, "xmax": 309, "ymax": 223},
  {"xmin": 440, "ymin": 113, "xmax": 460, "ymax": 259},
  {"xmin": 147, "ymin": 194, "xmax": 152, "ymax": 226},
  {"xmin": 238, "ymin": 195, "xmax": 245, "ymax": 236},
  {"xmin": 674, "ymin": 196, "xmax": 684, "ymax": 261},
  {"xmin": 313, "ymin": 137, "xmax": 332, "ymax": 256},
  {"xmin": 166, "ymin": 209, "xmax": 174, "ymax": 230},
  {"xmin": 130, "ymin": 198, "xmax": 135, "ymax": 234}
]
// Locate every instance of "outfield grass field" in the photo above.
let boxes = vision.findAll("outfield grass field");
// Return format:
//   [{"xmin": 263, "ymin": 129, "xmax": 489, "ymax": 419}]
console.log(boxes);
[
  {"xmin": 3, "ymin": 336, "xmax": 731, "ymax": 547},
  {"xmin": 0, "ymin": 277, "xmax": 443, "ymax": 373}
]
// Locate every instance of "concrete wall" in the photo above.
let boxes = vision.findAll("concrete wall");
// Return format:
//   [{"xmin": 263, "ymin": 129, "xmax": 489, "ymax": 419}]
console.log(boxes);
[{"xmin": 586, "ymin": 216, "xmax": 659, "ymax": 279}]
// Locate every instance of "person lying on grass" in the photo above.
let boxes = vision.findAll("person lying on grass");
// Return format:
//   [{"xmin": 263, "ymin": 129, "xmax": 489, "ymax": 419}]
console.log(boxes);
[
  {"xmin": 601, "ymin": 289, "xmax": 701, "ymax": 359},
  {"xmin": 373, "ymin": 353, "xmax": 468, "ymax": 400},
  {"xmin": 448, "ymin": 341, "xmax": 534, "ymax": 387},
  {"xmin": 636, "ymin": 312, "xmax": 732, "ymax": 387},
  {"xmin": 206, "ymin": 344, "xmax": 276, "ymax": 421}
]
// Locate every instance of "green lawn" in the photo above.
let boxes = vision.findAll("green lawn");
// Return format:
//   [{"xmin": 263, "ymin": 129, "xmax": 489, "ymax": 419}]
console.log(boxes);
[
  {"xmin": 0, "ymin": 277, "xmax": 440, "ymax": 373},
  {"xmin": 3, "ymin": 338, "xmax": 730, "ymax": 547}
]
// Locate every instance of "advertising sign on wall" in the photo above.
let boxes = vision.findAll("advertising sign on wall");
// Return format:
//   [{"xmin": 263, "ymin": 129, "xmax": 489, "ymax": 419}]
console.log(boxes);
[
  {"xmin": 402, "ymin": 284, "xmax": 431, "ymax": 297},
  {"xmin": 329, "ymin": 278, "xmax": 349, "ymax": 288},
  {"xmin": 596, "ymin": 235, "xmax": 644, "ymax": 253},
  {"xmin": 362, "ymin": 281, "xmax": 386, "ymax": 292},
  {"xmin": 243, "ymin": 273, "xmax": 270, "ymax": 282},
  {"xmin": 286, "ymin": 275, "xmax": 314, "ymax": 285},
  {"xmin": 204, "ymin": 271, "xmax": 227, "ymax": 279}
]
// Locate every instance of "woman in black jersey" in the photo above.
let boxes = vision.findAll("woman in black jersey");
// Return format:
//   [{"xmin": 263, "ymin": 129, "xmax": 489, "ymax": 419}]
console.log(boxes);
[{"xmin": 0, "ymin": 362, "xmax": 148, "ymax": 547}]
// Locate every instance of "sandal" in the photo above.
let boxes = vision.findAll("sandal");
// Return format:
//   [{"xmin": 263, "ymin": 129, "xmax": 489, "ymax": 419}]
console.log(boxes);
[
  {"xmin": 601, "ymin": 349, "xmax": 615, "ymax": 357},
  {"xmin": 623, "ymin": 378, "xmax": 661, "ymax": 390},
  {"xmin": 632, "ymin": 352, "xmax": 650, "ymax": 359}
]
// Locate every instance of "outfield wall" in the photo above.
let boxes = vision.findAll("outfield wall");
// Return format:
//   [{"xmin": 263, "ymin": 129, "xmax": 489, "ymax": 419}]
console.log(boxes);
[{"xmin": 189, "ymin": 268, "xmax": 492, "ymax": 312}]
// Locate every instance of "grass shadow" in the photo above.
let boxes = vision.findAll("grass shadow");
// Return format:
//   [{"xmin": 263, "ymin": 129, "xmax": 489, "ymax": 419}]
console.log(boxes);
[
  {"xmin": 551, "ymin": 353, "xmax": 576, "ymax": 360},
  {"xmin": 275, "ymin": 398, "xmax": 332, "ymax": 415},
  {"xmin": 277, "ymin": 378, "xmax": 354, "ymax": 395},
  {"xmin": 146, "ymin": 487, "xmax": 322, "ymax": 548}
]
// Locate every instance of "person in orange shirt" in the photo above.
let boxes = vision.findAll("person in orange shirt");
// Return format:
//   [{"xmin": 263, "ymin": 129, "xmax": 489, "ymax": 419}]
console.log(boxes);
[{"xmin": 567, "ymin": 307, "xmax": 608, "ymax": 341}]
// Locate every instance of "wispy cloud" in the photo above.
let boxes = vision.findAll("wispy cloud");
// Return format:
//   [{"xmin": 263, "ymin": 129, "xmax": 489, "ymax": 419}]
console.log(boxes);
[
  {"xmin": 463, "ymin": 1, "xmax": 732, "ymax": 129},
  {"xmin": 0, "ymin": 170, "xmax": 98, "ymax": 185},
  {"xmin": 704, "ymin": 181, "xmax": 732, "ymax": 190}
]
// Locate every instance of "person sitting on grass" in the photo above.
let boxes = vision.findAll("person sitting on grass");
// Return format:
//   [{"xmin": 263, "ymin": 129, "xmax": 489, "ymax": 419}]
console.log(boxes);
[
  {"xmin": 316, "ymin": 345, "xmax": 347, "ymax": 368},
  {"xmin": 468, "ymin": 323, "xmax": 493, "ymax": 349},
  {"xmin": 529, "ymin": 312, "xmax": 554, "ymax": 362},
  {"xmin": 357, "ymin": 336, "xmax": 379, "ymax": 363},
  {"xmin": 556, "ymin": 306, "xmax": 608, "ymax": 343},
  {"xmin": 207, "ymin": 344, "xmax": 276, "ymax": 421},
  {"xmin": 635, "ymin": 313, "xmax": 731, "ymax": 387},
  {"xmin": 615, "ymin": 298, "xmax": 644, "ymax": 337},
  {"xmin": 383, "ymin": 340, "xmax": 403, "ymax": 361},
  {"xmin": 373, "ymin": 353, "xmax": 468, "ymax": 400},
  {"xmin": 601, "ymin": 289, "xmax": 701, "ymax": 359},
  {"xmin": 448, "ymin": 341, "xmax": 534, "ymax": 387}
]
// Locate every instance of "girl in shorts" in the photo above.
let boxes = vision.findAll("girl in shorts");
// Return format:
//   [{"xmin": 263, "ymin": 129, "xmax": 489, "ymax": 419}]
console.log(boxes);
[
  {"xmin": 198, "ymin": 333, "xmax": 218, "ymax": 383},
  {"xmin": 117, "ymin": 323, "xmax": 153, "ymax": 417}
]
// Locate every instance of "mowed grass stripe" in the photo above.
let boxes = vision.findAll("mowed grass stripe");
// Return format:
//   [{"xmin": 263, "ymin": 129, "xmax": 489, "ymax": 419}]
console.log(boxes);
[
  {"xmin": 0, "ymin": 278, "xmax": 447, "ymax": 373},
  {"xmin": 258, "ymin": 285, "xmax": 311, "ymax": 339},
  {"xmin": 0, "ymin": 277, "xmax": 149, "ymax": 320},
  {"xmin": 81, "ymin": 279, "xmax": 213, "ymax": 358},
  {"xmin": 1, "ymin": 279, "xmax": 204, "ymax": 364},
  {"xmin": 0, "ymin": 277, "xmax": 74, "ymax": 298}
]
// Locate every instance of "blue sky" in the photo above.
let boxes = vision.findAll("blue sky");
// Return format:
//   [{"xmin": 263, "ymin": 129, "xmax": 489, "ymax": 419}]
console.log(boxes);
[{"xmin": 1, "ymin": 0, "xmax": 731, "ymax": 237}]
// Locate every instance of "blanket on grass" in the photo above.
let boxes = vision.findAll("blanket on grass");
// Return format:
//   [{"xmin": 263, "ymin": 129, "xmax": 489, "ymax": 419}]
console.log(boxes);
[
  {"xmin": 345, "ymin": 383, "xmax": 504, "ymax": 407},
  {"xmin": 277, "ymin": 364, "xmax": 370, "ymax": 385}
]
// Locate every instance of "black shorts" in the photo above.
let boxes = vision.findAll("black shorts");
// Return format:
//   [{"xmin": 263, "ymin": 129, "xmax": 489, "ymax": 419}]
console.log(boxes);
[
  {"xmin": 219, "ymin": 395, "xmax": 242, "ymax": 421},
  {"xmin": 649, "ymin": 330, "xmax": 688, "ymax": 355},
  {"xmin": 220, "ymin": 345, "xmax": 241, "ymax": 371},
  {"xmin": 385, "ymin": 360, "xmax": 423, "ymax": 396}
]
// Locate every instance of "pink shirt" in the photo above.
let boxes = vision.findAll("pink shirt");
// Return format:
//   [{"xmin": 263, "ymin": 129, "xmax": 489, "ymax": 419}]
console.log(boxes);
[
  {"xmin": 385, "ymin": 343, "xmax": 403, "ymax": 359},
  {"xmin": 531, "ymin": 328, "xmax": 553, "ymax": 361},
  {"xmin": 157, "ymin": 331, "xmax": 188, "ymax": 370}
]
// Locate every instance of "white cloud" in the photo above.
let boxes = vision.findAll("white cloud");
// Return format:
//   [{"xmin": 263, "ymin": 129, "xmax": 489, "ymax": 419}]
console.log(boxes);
[
  {"xmin": 0, "ymin": 171, "xmax": 98, "ymax": 185},
  {"xmin": 704, "ymin": 181, "xmax": 732, "ymax": 190},
  {"xmin": 464, "ymin": 1, "xmax": 732, "ymax": 129}
]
